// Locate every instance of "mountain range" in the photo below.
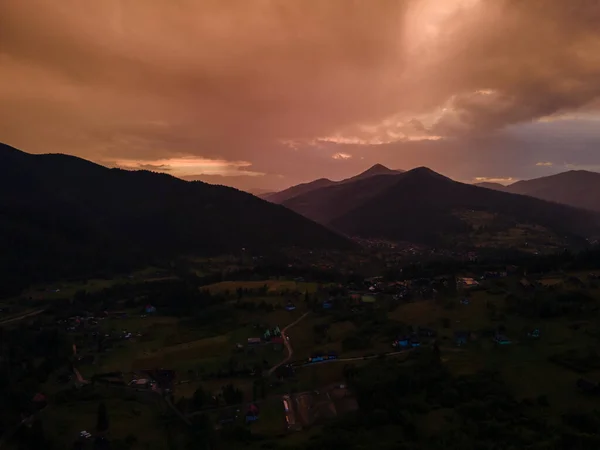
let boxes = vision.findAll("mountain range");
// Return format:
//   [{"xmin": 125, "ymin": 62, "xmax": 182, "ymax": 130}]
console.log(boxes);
[
  {"xmin": 475, "ymin": 170, "xmax": 600, "ymax": 212},
  {"xmin": 4, "ymin": 142, "xmax": 600, "ymax": 289},
  {"xmin": 262, "ymin": 164, "xmax": 403, "ymax": 204},
  {"xmin": 270, "ymin": 164, "xmax": 600, "ymax": 247},
  {"xmin": 0, "ymin": 143, "xmax": 352, "ymax": 288}
]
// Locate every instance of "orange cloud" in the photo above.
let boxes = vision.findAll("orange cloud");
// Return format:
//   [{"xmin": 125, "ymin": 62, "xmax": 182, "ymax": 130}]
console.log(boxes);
[
  {"xmin": 474, "ymin": 176, "xmax": 517, "ymax": 185},
  {"xmin": 332, "ymin": 152, "xmax": 352, "ymax": 160},
  {"xmin": 113, "ymin": 157, "xmax": 264, "ymax": 177},
  {"xmin": 1, "ymin": 0, "xmax": 600, "ymax": 190}
]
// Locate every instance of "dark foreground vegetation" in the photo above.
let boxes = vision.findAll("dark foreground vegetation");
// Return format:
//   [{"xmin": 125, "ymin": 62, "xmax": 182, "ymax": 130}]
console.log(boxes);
[{"xmin": 303, "ymin": 351, "xmax": 600, "ymax": 450}]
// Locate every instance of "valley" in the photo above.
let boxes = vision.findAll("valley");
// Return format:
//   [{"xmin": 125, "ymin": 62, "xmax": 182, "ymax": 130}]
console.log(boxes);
[
  {"xmin": 5, "ymin": 249, "xmax": 600, "ymax": 449},
  {"xmin": 3, "ymin": 145, "xmax": 600, "ymax": 449}
]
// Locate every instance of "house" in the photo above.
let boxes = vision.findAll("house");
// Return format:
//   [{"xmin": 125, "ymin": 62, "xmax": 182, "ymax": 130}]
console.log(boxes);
[
  {"xmin": 245, "ymin": 404, "xmax": 260, "ymax": 424},
  {"xmin": 349, "ymin": 293, "xmax": 362, "ymax": 302},
  {"xmin": 454, "ymin": 331, "xmax": 470, "ymax": 346},
  {"xmin": 458, "ymin": 277, "xmax": 479, "ymax": 289},
  {"xmin": 393, "ymin": 336, "xmax": 410, "ymax": 348},
  {"xmin": 528, "ymin": 328, "xmax": 540, "ymax": 339},
  {"xmin": 308, "ymin": 353, "xmax": 326, "ymax": 363},
  {"xmin": 32, "ymin": 393, "xmax": 47, "ymax": 410},
  {"xmin": 493, "ymin": 334, "xmax": 511, "ymax": 345},
  {"xmin": 409, "ymin": 336, "xmax": 421, "ymax": 347},
  {"xmin": 393, "ymin": 334, "xmax": 419, "ymax": 348}
]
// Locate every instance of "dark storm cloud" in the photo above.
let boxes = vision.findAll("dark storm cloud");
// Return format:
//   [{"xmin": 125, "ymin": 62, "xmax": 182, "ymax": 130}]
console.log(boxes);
[{"xmin": 1, "ymin": 0, "xmax": 600, "ymax": 189}]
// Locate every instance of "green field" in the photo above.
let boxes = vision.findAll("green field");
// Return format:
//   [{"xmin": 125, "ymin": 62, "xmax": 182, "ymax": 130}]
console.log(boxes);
[
  {"xmin": 10, "ymin": 264, "xmax": 600, "ymax": 449},
  {"xmin": 203, "ymin": 280, "xmax": 319, "ymax": 295},
  {"xmin": 386, "ymin": 281, "xmax": 600, "ymax": 419},
  {"xmin": 42, "ymin": 393, "xmax": 168, "ymax": 450}
]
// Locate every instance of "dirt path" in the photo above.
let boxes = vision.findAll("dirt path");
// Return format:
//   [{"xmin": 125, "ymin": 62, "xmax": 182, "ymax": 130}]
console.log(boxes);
[
  {"xmin": 0, "ymin": 309, "xmax": 45, "ymax": 325},
  {"xmin": 267, "ymin": 312, "xmax": 310, "ymax": 376}
]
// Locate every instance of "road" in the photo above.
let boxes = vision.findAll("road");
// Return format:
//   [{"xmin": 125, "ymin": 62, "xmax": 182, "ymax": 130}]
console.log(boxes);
[
  {"xmin": 289, "ymin": 346, "xmax": 464, "ymax": 367},
  {"xmin": 0, "ymin": 309, "xmax": 45, "ymax": 325},
  {"xmin": 295, "ymin": 349, "xmax": 412, "ymax": 366},
  {"xmin": 267, "ymin": 312, "xmax": 310, "ymax": 377}
]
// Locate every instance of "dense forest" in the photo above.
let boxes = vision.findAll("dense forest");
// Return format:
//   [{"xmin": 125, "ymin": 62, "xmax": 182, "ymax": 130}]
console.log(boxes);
[{"xmin": 0, "ymin": 143, "xmax": 352, "ymax": 294}]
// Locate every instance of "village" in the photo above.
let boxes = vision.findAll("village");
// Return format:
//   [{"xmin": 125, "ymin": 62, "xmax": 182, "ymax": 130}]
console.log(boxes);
[{"xmin": 4, "ymin": 254, "xmax": 600, "ymax": 449}]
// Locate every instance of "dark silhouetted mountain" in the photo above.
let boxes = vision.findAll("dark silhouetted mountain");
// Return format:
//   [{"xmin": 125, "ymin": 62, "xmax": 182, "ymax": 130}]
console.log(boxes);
[
  {"xmin": 341, "ymin": 163, "xmax": 403, "ymax": 183},
  {"xmin": 282, "ymin": 169, "xmax": 408, "ymax": 225},
  {"xmin": 262, "ymin": 178, "xmax": 335, "ymax": 203},
  {"xmin": 264, "ymin": 164, "xmax": 403, "ymax": 204},
  {"xmin": 247, "ymin": 188, "xmax": 274, "ymax": 197},
  {"xmin": 282, "ymin": 166, "xmax": 600, "ymax": 246},
  {"xmin": 474, "ymin": 182, "xmax": 510, "ymax": 191},
  {"xmin": 504, "ymin": 170, "xmax": 600, "ymax": 212},
  {"xmin": 0, "ymin": 143, "xmax": 352, "ymax": 288}
]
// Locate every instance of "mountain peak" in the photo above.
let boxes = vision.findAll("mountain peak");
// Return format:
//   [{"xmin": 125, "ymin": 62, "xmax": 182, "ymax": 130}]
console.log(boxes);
[
  {"xmin": 405, "ymin": 166, "xmax": 447, "ymax": 179},
  {"xmin": 362, "ymin": 163, "xmax": 392, "ymax": 175},
  {"xmin": 346, "ymin": 163, "xmax": 402, "ymax": 182}
]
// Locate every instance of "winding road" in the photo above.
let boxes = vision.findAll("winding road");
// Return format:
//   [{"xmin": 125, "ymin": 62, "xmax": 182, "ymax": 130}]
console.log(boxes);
[{"xmin": 267, "ymin": 312, "xmax": 310, "ymax": 377}]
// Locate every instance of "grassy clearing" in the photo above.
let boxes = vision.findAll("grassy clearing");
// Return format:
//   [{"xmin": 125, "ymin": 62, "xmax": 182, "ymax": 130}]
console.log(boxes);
[
  {"xmin": 42, "ymin": 396, "xmax": 168, "ymax": 450},
  {"xmin": 249, "ymin": 398, "xmax": 285, "ymax": 435},
  {"xmin": 284, "ymin": 316, "xmax": 323, "ymax": 360},
  {"xmin": 20, "ymin": 267, "xmax": 177, "ymax": 301},
  {"xmin": 389, "ymin": 292, "xmax": 492, "ymax": 333},
  {"xmin": 390, "ymin": 282, "xmax": 600, "ymax": 421},
  {"xmin": 202, "ymin": 280, "xmax": 318, "ymax": 295},
  {"xmin": 133, "ymin": 335, "xmax": 230, "ymax": 369}
]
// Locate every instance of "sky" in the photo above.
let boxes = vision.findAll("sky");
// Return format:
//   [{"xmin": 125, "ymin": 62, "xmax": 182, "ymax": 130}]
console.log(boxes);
[{"xmin": 1, "ymin": 0, "xmax": 600, "ymax": 192}]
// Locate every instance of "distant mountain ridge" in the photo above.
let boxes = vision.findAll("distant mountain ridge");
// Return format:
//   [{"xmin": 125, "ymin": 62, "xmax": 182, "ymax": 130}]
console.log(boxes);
[
  {"xmin": 474, "ymin": 170, "xmax": 600, "ymax": 212},
  {"xmin": 474, "ymin": 182, "xmax": 510, "ymax": 192},
  {"xmin": 262, "ymin": 164, "xmax": 403, "ymax": 204},
  {"xmin": 279, "ymin": 165, "xmax": 600, "ymax": 247},
  {"xmin": 0, "ymin": 143, "xmax": 352, "ymax": 287},
  {"xmin": 503, "ymin": 171, "xmax": 600, "ymax": 212}
]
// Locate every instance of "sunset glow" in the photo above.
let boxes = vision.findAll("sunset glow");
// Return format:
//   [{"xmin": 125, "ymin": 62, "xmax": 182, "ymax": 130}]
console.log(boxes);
[{"xmin": 114, "ymin": 157, "xmax": 263, "ymax": 177}]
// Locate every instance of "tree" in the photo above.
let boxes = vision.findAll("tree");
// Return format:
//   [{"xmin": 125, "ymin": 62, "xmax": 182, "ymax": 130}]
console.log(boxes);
[
  {"xmin": 29, "ymin": 417, "xmax": 46, "ymax": 449},
  {"xmin": 192, "ymin": 385, "xmax": 208, "ymax": 410},
  {"xmin": 221, "ymin": 384, "xmax": 243, "ymax": 405},
  {"xmin": 433, "ymin": 340, "xmax": 441, "ymax": 362},
  {"xmin": 96, "ymin": 402, "xmax": 109, "ymax": 433},
  {"xmin": 189, "ymin": 414, "xmax": 217, "ymax": 450}
]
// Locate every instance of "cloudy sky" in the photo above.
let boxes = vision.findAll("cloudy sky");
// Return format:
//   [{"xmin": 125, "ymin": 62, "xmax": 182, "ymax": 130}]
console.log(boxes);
[{"xmin": 2, "ymin": 0, "xmax": 600, "ymax": 191}]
